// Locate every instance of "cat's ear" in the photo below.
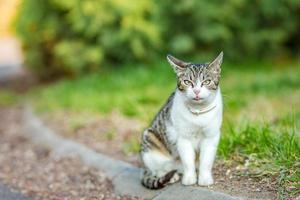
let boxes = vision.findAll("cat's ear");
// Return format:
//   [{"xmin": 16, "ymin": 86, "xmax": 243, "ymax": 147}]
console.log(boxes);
[
  {"xmin": 207, "ymin": 51, "xmax": 223, "ymax": 73},
  {"xmin": 167, "ymin": 54, "xmax": 189, "ymax": 76}
]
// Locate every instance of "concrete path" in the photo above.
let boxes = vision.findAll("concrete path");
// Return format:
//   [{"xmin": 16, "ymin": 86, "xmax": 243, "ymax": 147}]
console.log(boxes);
[
  {"xmin": 0, "ymin": 37, "xmax": 23, "ymax": 82},
  {"xmin": 0, "ymin": 183, "xmax": 31, "ymax": 200},
  {"xmin": 0, "ymin": 37, "xmax": 23, "ymax": 67},
  {"xmin": 0, "ymin": 37, "xmax": 32, "ymax": 200},
  {"xmin": 23, "ymin": 107, "xmax": 239, "ymax": 200}
]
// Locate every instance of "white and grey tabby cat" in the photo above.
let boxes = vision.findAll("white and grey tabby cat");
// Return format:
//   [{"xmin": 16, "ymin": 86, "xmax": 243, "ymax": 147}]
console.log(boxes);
[{"xmin": 140, "ymin": 52, "xmax": 223, "ymax": 189}]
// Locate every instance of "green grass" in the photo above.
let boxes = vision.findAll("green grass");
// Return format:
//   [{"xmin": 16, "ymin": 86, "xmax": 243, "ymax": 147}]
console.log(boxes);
[
  {"xmin": 26, "ymin": 60, "xmax": 300, "ymax": 198},
  {"xmin": 28, "ymin": 62, "xmax": 176, "ymax": 121},
  {"xmin": 28, "ymin": 61, "xmax": 300, "ymax": 123},
  {"xmin": 219, "ymin": 119, "xmax": 299, "ymax": 198},
  {"xmin": 0, "ymin": 89, "xmax": 20, "ymax": 106}
]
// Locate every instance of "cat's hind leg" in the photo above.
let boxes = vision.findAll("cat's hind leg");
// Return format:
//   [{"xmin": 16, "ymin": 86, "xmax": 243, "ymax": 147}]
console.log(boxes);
[
  {"xmin": 141, "ymin": 150, "xmax": 180, "ymax": 189},
  {"xmin": 141, "ymin": 130, "xmax": 180, "ymax": 189},
  {"xmin": 142, "ymin": 150, "xmax": 174, "ymax": 177}
]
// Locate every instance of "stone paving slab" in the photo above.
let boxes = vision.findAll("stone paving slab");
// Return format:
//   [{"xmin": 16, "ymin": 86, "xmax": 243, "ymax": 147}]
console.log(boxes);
[
  {"xmin": 23, "ymin": 107, "xmax": 238, "ymax": 200},
  {"xmin": 0, "ymin": 183, "xmax": 31, "ymax": 200},
  {"xmin": 153, "ymin": 184, "xmax": 236, "ymax": 200},
  {"xmin": 111, "ymin": 166, "xmax": 164, "ymax": 199}
]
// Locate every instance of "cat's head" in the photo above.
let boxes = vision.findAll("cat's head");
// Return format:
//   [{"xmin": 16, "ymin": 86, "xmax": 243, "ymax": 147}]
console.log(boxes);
[{"xmin": 167, "ymin": 52, "xmax": 223, "ymax": 104}]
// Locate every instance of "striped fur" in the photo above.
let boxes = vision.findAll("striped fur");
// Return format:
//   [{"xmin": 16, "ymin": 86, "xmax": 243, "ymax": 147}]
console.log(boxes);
[
  {"xmin": 141, "ymin": 52, "xmax": 223, "ymax": 189},
  {"xmin": 142, "ymin": 169, "xmax": 177, "ymax": 189}
]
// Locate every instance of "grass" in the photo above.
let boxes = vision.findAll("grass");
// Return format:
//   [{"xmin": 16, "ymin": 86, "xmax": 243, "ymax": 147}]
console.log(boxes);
[
  {"xmin": 27, "ymin": 60, "xmax": 300, "ymax": 124},
  {"xmin": 7, "ymin": 59, "xmax": 300, "ymax": 198},
  {"xmin": 0, "ymin": 89, "xmax": 20, "ymax": 106},
  {"xmin": 28, "ymin": 62, "xmax": 176, "ymax": 121},
  {"xmin": 219, "ymin": 119, "xmax": 299, "ymax": 198}
]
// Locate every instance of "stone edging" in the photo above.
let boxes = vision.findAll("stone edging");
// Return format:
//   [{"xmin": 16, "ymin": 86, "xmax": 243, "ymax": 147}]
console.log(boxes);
[
  {"xmin": 22, "ymin": 107, "xmax": 238, "ymax": 200},
  {"xmin": 0, "ymin": 183, "xmax": 32, "ymax": 200}
]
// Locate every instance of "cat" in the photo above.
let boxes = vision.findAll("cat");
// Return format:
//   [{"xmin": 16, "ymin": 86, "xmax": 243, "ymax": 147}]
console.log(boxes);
[{"xmin": 140, "ymin": 52, "xmax": 223, "ymax": 189}]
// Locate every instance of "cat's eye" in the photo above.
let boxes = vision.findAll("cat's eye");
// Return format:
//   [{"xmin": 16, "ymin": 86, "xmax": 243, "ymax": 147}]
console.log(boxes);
[
  {"xmin": 202, "ymin": 80, "xmax": 211, "ymax": 85},
  {"xmin": 184, "ymin": 80, "xmax": 193, "ymax": 86}
]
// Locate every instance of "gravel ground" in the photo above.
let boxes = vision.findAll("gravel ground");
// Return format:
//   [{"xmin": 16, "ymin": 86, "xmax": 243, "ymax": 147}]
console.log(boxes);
[
  {"xmin": 44, "ymin": 111, "xmax": 280, "ymax": 199},
  {"xmin": 43, "ymin": 111, "xmax": 143, "ymax": 166},
  {"xmin": 0, "ymin": 107, "xmax": 139, "ymax": 200}
]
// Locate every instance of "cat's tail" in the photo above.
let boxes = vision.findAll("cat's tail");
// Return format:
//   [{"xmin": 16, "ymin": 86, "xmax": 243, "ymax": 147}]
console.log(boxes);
[{"xmin": 141, "ymin": 169, "xmax": 179, "ymax": 189}]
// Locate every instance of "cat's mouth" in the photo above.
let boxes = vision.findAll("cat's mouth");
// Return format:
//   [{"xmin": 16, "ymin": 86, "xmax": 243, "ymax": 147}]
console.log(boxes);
[{"xmin": 193, "ymin": 96, "xmax": 204, "ymax": 101}]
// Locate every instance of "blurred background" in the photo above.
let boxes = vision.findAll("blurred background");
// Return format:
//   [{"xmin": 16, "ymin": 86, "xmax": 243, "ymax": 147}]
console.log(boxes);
[
  {"xmin": 7, "ymin": 0, "xmax": 300, "ymax": 79},
  {"xmin": 0, "ymin": 0, "xmax": 299, "ymax": 198}
]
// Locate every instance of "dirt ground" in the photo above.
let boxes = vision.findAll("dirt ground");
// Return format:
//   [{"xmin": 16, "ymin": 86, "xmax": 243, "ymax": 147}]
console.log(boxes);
[
  {"xmin": 43, "ymin": 109, "xmax": 280, "ymax": 200},
  {"xmin": 0, "ymin": 106, "xmax": 139, "ymax": 200}
]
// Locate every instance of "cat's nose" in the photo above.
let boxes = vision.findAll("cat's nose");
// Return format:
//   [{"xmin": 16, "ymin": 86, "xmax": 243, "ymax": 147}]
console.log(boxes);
[{"xmin": 193, "ymin": 89, "xmax": 200, "ymax": 95}]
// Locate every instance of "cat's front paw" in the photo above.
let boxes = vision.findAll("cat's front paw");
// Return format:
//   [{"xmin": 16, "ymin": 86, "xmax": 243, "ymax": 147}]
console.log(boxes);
[
  {"xmin": 198, "ymin": 174, "xmax": 214, "ymax": 186},
  {"xmin": 182, "ymin": 172, "xmax": 197, "ymax": 185}
]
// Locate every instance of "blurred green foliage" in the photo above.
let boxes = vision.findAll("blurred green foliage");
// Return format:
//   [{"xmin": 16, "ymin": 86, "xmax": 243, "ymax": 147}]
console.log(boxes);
[
  {"xmin": 16, "ymin": 0, "xmax": 160, "ymax": 78},
  {"xmin": 159, "ymin": 0, "xmax": 300, "ymax": 59},
  {"xmin": 0, "ymin": 90, "xmax": 20, "ymax": 106},
  {"xmin": 16, "ymin": 0, "xmax": 300, "ymax": 79}
]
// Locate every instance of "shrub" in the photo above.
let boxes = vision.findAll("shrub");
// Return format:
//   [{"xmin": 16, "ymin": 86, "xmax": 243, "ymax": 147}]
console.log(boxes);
[
  {"xmin": 16, "ymin": 0, "xmax": 160, "ymax": 79},
  {"xmin": 16, "ymin": 0, "xmax": 300, "ymax": 79},
  {"xmin": 157, "ymin": 0, "xmax": 300, "ymax": 59}
]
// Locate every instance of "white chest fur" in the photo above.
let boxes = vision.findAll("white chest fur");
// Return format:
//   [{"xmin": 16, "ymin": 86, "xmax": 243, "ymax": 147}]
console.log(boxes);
[{"xmin": 167, "ymin": 89, "xmax": 223, "ymax": 150}]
